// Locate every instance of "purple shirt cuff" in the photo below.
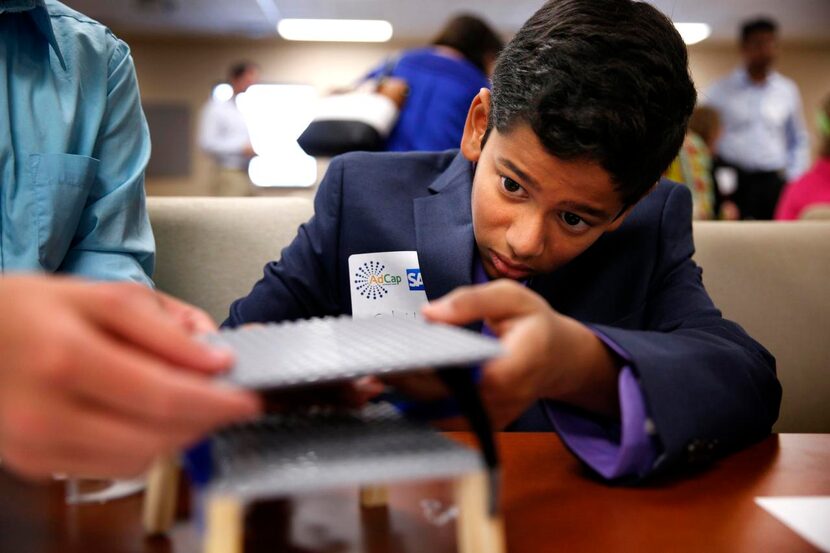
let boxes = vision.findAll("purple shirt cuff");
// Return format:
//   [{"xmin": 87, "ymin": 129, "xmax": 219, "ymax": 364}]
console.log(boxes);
[{"xmin": 544, "ymin": 329, "xmax": 659, "ymax": 479}]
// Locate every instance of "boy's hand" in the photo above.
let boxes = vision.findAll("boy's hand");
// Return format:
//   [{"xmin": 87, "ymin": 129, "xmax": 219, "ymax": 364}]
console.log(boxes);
[
  {"xmin": 0, "ymin": 276, "xmax": 261, "ymax": 481},
  {"xmin": 421, "ymin": 280, "xmax": 621, "ymax": 429}
]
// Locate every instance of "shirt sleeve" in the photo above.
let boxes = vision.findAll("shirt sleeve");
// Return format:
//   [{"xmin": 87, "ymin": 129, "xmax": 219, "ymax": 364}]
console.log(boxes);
[
  {"xmin": 198, "ymin": 101, "xmax": 250, "ymax": 158},
  {"xmin": 543, "ymin": 328, "xmax": 660, "ymax": 480},
  {"xmin": 59, "ymin": 37, "xmax": 154, "ymax": 285},
  {"xmin": 785, "ymin": 87, "xmax": 811, "ymax": 182}
]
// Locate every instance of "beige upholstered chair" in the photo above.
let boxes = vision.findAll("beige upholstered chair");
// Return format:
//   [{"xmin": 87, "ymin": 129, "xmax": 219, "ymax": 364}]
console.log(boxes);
[
  {"xmin": 800, "ymin": 204, "xmax": 830, "ymax": 221},
  {"xmin": 148, "ymin": 197, "xmax": 314, "ymax": 324},
  {"xmin": 693, "ymin": 222, "xmax": 830, "ymax": 432}
]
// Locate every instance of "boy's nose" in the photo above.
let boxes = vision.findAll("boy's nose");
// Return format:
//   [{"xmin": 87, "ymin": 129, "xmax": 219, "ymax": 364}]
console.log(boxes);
[{"xmin": 506, "ymin": 216, "xmax": 546, "ymax": 259}]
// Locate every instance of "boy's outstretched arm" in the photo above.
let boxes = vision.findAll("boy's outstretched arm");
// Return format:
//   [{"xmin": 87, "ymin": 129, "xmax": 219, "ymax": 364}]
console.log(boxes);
[{"xmin": 423, "ymin": 280, "xmax": 622, "ymax": 428}]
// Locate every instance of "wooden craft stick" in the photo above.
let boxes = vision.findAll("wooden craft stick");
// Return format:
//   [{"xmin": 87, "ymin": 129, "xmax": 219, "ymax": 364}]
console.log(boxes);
[
  {"xmin": 142, "ymin": 455, "xmax": 180, "ymax": 535},
  {"xmin": 454, "ymin": 471, "xmax": 505, "ymax": 553}
]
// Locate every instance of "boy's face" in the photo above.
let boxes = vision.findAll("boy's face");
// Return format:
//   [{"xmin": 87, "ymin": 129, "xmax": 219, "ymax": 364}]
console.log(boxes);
[{"xmin": 461, "ymin": 90, "xmax": 633, "ymax": 280}]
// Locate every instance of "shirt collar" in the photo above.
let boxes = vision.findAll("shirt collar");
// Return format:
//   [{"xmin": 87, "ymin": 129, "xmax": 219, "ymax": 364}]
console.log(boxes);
[
  {"xmin": 735, "ymin": 66, "xmax": 780, "ymax": 87},
  {"xmin": 1, "ymin": 0, "xmax": 66, "ymax": 69},
  {"xmin": 0, "ymin": 0, "xmax": 38, "ymax": 13}
]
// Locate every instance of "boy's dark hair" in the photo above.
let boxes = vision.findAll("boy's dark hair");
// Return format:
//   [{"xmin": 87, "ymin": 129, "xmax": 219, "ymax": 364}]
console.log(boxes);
[
  {"xmin": 740, "ymin": 17, "xmax": 778, "ymax": 44},
  {"xmin": 432, "ymin": 14, "xmax": 504, "ymax": 74},
  {"xmin": 489, "ymin": 0, "xmax": 696, "ymax": 207},
  {"xmin": 229, "ymin": 61, "xmax": 258, "ymax": 82}
]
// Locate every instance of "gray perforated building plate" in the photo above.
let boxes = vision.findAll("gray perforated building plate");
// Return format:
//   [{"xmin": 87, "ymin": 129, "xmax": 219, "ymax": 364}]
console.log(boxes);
[
  {"xmin": 208, "ymin": 403, "xmax": 482, "ymax": 499},
  {"xmin": 208, "ymin": 316, "xmax": 503, "ymax": 390}
]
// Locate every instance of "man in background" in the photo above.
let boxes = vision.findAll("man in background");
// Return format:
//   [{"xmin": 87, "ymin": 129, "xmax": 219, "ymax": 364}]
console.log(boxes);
[
  {"xmin": 705, "ymin": 17, "xmax": 810, "ymax": 220},
  {"xmin": 199, "ymin": 61, "xmax": 259, "ymax": 196}
]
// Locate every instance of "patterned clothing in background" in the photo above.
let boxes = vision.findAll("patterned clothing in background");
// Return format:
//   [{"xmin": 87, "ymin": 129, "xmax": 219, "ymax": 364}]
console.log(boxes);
[{"xmin": 664, "ymin": 132, "xmax": 716, "ymax": 220}]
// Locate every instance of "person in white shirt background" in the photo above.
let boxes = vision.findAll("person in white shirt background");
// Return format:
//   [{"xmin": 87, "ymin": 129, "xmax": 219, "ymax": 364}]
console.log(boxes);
[
  {"xmin": 198, "ymin": 61, "xmax": 260, "ymax": 196},
  {"xmin": 704, "ymin": 17, "xmax": 810, "ymax": 220}
]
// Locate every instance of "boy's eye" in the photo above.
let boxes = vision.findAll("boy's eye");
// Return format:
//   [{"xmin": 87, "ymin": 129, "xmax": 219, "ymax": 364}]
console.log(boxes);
[
  {"xmin": 560, "ymin": 212, "xmax": 590, "ymax": 231},
  {"xmin": 500, "ymin": 176, "xmax": 523, "ymax": 194}
]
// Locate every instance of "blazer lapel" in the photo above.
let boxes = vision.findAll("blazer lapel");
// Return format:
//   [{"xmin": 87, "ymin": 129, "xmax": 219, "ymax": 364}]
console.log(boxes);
[{"xmin": 413, "ymin": 153, "xmax": 476, "ymax": 302}]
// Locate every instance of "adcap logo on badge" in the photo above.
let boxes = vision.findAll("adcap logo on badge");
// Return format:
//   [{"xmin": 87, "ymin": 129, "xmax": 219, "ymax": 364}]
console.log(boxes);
[
  {"xmin": 406, "ymin": 268, "xmax": 425, "ymax": 291},
  {"xmin": 349, "ymin": 252, "xmax": 427, "ymax": 318},
  {"xmin": 354, "ymin": 260, "xmax": 402, "ymax": 300}
]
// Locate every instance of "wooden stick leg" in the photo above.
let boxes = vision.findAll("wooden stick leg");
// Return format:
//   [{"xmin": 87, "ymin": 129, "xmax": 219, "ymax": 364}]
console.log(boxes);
[
  {"xmin": 142, "ymin": 455, "xmax": 180, "ymax": 535},
  {"xmin": 204, "ymin": 494, "xmax": 245, "ymax": 553},
  {"xmin": 359, "ymin": 485, "xmax": 389, "ymax": 508},
  {"xmin": 454, "ymin": 471, "xmax": 505, "ymax": 553}
]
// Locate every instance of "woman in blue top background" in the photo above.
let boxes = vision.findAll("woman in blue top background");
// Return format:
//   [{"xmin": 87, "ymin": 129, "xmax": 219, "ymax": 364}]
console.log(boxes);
[{"xmin": 370, "ymin": 14, "xmax": 503, "ymax": 152}]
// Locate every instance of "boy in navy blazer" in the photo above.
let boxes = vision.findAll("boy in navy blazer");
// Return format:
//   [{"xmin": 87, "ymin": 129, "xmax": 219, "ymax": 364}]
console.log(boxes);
[{"xmin": 226, "ymin": 0, "xmax": 781, "ymax": 480}]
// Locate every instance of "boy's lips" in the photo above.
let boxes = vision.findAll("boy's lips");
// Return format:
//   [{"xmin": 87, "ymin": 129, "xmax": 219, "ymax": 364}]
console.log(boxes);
[{"xmin": 489, "ymin": 250, "xmax": 532, "ymax": 279}]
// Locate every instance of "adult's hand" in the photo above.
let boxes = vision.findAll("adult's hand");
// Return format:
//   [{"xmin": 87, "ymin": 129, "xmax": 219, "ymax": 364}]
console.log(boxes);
[
  {"xmin": 0, "ymin": 276, "xmax": 261, "ymax": 480},
  {"xmin": 155, "ymin": 289, "xmax": 218, "ymax": 335}
]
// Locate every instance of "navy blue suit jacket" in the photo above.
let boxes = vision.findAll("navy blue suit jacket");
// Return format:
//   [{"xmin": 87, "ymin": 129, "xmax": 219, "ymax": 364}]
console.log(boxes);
[{"xmin": 227, "ymin": 150, "xmax": 781, "ymax": 477}]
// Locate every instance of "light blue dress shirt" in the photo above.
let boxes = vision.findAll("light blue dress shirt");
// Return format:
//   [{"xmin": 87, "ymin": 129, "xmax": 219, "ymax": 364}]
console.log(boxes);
[
  {"xmin": 704, "ymin": 68, "xmax": 810, "ymax": 182},
  {"xmin": 0, "ymin": 0, "xmax": 154, "ymax": 284}
]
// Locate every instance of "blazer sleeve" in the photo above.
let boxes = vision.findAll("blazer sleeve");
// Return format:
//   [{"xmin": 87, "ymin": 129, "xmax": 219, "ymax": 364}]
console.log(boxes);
[
  {"xmin": 224, "ymin": 157, "xmax": 347, "ymax": 326},
  {"xmin": 592, "ymin": 184, "xmax": 781, "ymax": 476}
]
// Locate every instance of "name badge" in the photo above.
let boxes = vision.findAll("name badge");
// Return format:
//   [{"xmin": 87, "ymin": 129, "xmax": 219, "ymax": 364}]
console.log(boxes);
[{"xmin": 349, "ymin": 251, "xmax": 428, "ymax": 320}]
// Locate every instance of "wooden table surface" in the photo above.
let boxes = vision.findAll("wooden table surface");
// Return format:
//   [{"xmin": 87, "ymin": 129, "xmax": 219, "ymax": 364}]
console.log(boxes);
[{"xmin": 1, "ymin": 433, "xmax": 828, "ymax": 553}]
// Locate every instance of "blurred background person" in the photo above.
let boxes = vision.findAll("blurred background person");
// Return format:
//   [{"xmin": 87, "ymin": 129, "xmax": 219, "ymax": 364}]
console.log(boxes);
[
  {"xmin": 365, "ymin": 13, "xmax": 503, "ymax": 152},
  {"xmin": 199, "ymin": 61, "xmax": 259, "ymax": 196},
  {"xmin": 664, "ymin": 106, "xmax": 720, "ymax": 220},
  {"xmin": 705, "ymin": 17, "xmax": 810, "ymax": 220},
  {"xmin": 775, "ymin": 94, "xmax": 830, "ymax": 220}
]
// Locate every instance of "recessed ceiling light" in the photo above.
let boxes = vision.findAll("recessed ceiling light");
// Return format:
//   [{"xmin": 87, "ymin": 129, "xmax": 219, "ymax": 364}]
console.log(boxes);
[
  {"xmin": 277, "ymin": 19, "xmax": 394, "ymax": 42},
  {"xmin": 674, "ymin": 22, "xmax": 711, "ymax": 45}
]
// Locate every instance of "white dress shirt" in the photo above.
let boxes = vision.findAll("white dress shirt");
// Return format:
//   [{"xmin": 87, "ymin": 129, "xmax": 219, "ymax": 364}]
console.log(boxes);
[
  {"xmin": 198, "ymin": 96, "xmax": 251, "ymax": 170},
  {"xmin": 704, "ymin": 68, "xmax": 810, "ymax": 181}
]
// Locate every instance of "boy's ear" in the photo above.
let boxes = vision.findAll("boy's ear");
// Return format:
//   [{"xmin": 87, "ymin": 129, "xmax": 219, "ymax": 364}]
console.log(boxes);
[{"xmin": 460, "ymin": 88, "xmax": 491, "ymax": 162}]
